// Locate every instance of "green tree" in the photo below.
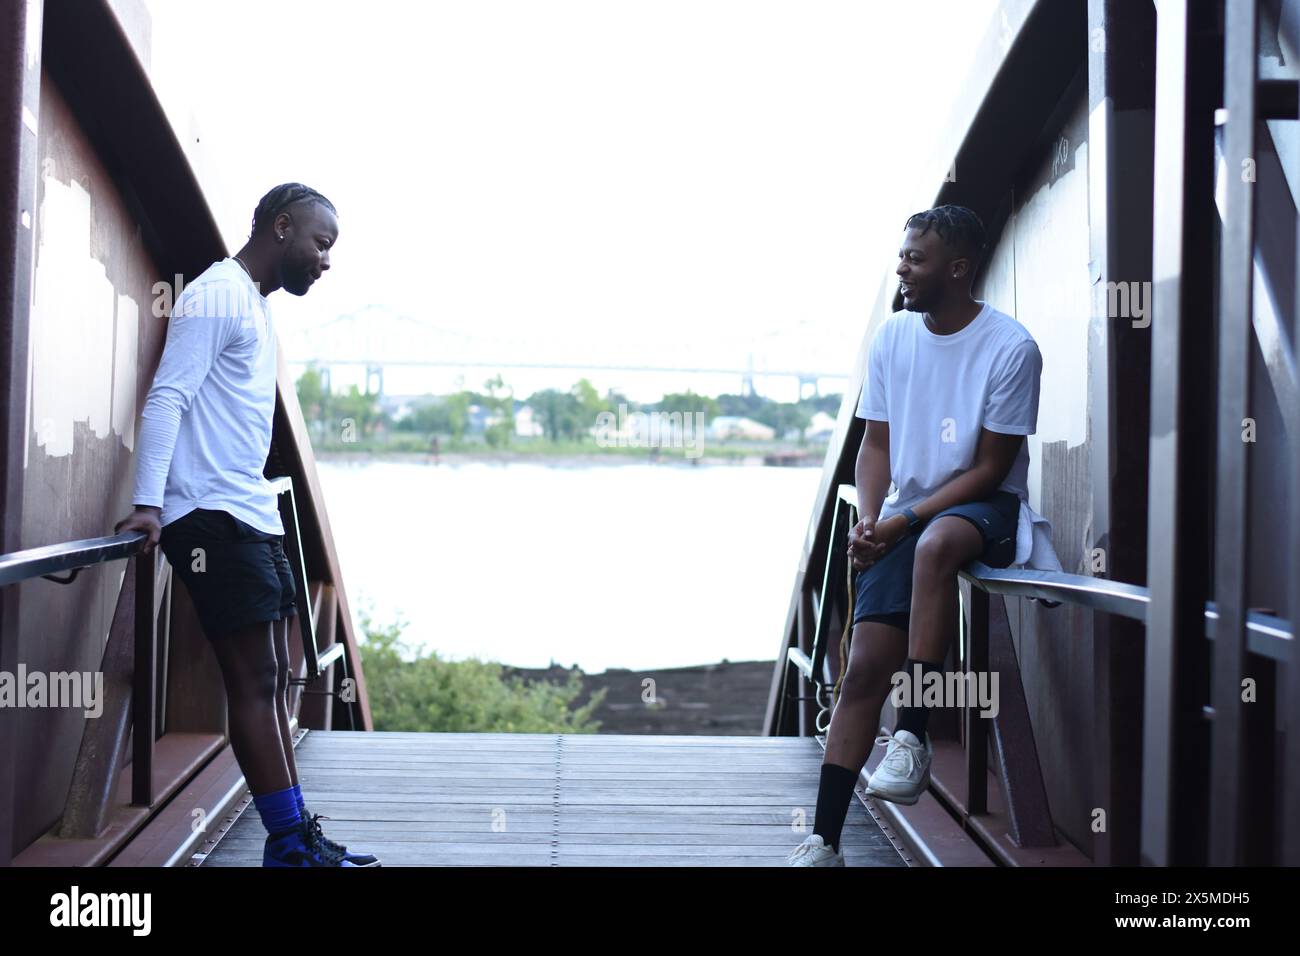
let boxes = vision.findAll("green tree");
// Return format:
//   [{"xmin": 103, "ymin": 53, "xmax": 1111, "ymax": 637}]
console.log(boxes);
[
  {"xmin": 395, "ymin": 397, "xmax": 449, "ymax": 434},
  {"xmin": 481, "ymin": 375, "xmax": 515, "ymax": 448},
  {"xmin": 604, "ymin": 388, "xmax": 633, "ymax": 413},
  {"xmin": 571, "ymin": 377, "xmax": 606, "ymax": 416},
  {"xmin": 358, "ymin": 614, "xmax": 605, "ymax": 733},
  {"xmin": 767, "ymin": 403, "xmax": 813, "ymax": 439},
  {"xmin": 445, "ymin": 391, "xmax": 471, "ymax": 441},
  {"xmin": 659, "ymin": 390, "xmax": 720, "ymax": 422},
  {"xmin": 330, "ymin": 385, "xmax": 384, "ymax": 442},
  {"xmin": 296, "ymin": 365, "xmax": 326, "ymax": 421},
  {"xmin": 528, "ymin": 388, "xmax": 583, "ymax": 441}
]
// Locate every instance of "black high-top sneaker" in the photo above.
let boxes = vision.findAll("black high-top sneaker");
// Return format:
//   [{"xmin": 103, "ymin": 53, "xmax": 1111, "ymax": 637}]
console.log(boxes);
[{"xmin": 304, "ymin": 813, "xmax": 382, "ymax": 867}]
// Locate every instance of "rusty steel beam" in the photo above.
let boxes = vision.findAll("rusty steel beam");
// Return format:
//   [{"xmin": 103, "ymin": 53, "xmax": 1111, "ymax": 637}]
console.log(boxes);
[
  {"xmin": 1085, "ymin": 0, "xmax": 1155, "ymax": 868},
  {"xmin": 1209, "ymin": 0, "xmax": 1257, "ymax": 867},
  {"xmin": 965, "ymin": 587, "xmax": 990, "ymax": 815},
  {"xmin": 987, "ymin": 593, "xmax": 1057, "ymax": 847},
  {"xmin": 1142, "ymin": 0, "xmax": 1219, "ymax": 866},
  {"xmin": 60, "ymin": 555, "xmax": 138, "ymax": 838},
  {"xmin": 131, "ymin": 549, "xmax": 156, "ymax": 807},
  {"xmin": 1289, "ymin": 12, "xmax": 1300, "ymax": 871}
]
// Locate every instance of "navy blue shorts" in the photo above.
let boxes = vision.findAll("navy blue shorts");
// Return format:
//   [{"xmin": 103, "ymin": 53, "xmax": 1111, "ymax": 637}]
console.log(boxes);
[
  {"xmin": 159, "ymin": 508, "xmax": 297, "ymax": 640},
  {"xmin": 851, "ymin": 491, "xmax": 1020, "ymax": 631}
]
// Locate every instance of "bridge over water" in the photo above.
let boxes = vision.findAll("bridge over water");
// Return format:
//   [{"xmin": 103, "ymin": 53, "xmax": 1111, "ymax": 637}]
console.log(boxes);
[{"xmin": 1, "ymin": 0, "xmax": 1297, "ymax": 872}]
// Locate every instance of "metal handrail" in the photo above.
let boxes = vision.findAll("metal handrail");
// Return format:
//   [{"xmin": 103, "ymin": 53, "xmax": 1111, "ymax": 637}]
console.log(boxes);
[
  {"xmin": 0, "ymin": 530, "xmax": 147, "ymax": 587},
  {"xmin": 827, "ymin": 484, "xmax": 1293, "ymax": 656},
  {"xmin": 0, "ymin": 527, "xmax": 158, "ymax": 808},
  {"xmin": 961, "ymin": 563, "xmax": 1293, "ymax": 660},
  {"xmin": 0, "ymin": 477, "xmax": 356, "ymax": 812},
  {"xmin": 0, "ymin": 482, "xmax": 350, "ymax": 686},
  {"xmin": 0, "ymin": 478, "xmax": 300, "ymax": 589},
  {"xmin": 959, "ymin": 562, "xmax": 1146, "ymax": 618}
]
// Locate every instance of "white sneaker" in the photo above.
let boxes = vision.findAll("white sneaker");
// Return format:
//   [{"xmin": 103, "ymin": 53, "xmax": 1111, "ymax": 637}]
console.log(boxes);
[
  {"xmin": 864, "ymin": 729, "xmax": 931, "ymax": 805},
  {"xmin": 785, "ymin": 834, "xmax": 845, "ymax": 867}
]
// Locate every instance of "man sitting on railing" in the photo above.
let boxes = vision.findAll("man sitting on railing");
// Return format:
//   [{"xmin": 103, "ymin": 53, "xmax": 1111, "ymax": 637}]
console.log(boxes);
[
  {"xmin": 113, "ymin": 184, "xmax": 379, "ymax": 868},
  {"xmin": 789, "ymin": 204, "xmax": 1056, "ymax": 866}
]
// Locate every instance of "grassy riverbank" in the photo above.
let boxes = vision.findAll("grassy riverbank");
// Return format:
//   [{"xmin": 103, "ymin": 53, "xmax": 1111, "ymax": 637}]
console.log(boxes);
[{"xmin": 313, "ymin": 434, "xmax": 827, "ymax": 465}]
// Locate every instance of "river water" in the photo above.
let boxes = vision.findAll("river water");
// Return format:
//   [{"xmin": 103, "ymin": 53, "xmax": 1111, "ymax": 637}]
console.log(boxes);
[{"xmin": 316, "ymin": 458, "xmax": 823, "ymax": 672}]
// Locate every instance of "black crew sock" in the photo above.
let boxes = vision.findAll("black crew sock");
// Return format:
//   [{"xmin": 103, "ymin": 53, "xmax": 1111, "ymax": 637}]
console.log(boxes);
[
  {"xmin": 895, "ymin": 657, "xmax": 943, "ymax": 742},
  {"xmin": 811, "ymin": 763, "xmax": 859, "ymax": 853}
]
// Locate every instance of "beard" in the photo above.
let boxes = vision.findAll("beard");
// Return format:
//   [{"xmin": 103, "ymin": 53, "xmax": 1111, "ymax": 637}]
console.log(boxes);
[{"xmin": 281, "ymin": 262, "xmax": 315, "ymax": 296}]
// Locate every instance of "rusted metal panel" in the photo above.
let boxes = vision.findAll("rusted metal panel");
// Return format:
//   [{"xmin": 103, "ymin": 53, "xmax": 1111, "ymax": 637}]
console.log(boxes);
[
  {"xmin": 13, "ymin": 731, "xmax": 222, "ymax": 866},
  {"xmin": 12, "ymin": 70, "xmax": 168, "ymax": 855},
  {"xmin": 927, "ymin": 744, "xmax": 1090, "ymax": 866},
  {"xmin": 59, "ymin": 551, "xmax": 138, "ymax": 838},
  {"xmin": 40, "ymin": 0, "xmax": 222, "ymax": 284},
  {"xmin": 0, "ymin": 0, "xmax": 45, "ymax": 871},
  {"xmin": 106, "ymin": 739, "xmax": 248, "ymax": 867},
  {"xmin": 160, "ymin": 567, "xmax": 227, "ymax": 735},
  {"xmin": 986, "ymin": 592, "xmax": 1056, "ymax": 847},
  {"xmin": 993, "ymin": 94, "xmax": 1098, "ymax": 857}
]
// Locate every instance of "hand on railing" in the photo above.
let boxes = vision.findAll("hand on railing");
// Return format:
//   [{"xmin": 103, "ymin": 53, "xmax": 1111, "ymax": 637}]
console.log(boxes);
[{"xmin": 113, "ymin": 506, "xmax": 162, "ymax": 555}]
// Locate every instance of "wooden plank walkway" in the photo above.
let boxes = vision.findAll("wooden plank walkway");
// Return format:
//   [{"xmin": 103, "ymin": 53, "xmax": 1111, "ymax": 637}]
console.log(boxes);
[{"xmin": 198, "ymin": 731, "xmax": 905, "ymax": 867}]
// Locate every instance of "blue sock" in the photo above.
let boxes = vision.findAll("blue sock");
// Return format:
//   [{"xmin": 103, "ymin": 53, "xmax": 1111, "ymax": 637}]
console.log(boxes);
[
  {"xmin": 292, "ymin": 783, "xmax": 305, "ymax": 815},
  {"xmin": 254, "ymin": 786, "xmax": 302, "ymax": 836}
]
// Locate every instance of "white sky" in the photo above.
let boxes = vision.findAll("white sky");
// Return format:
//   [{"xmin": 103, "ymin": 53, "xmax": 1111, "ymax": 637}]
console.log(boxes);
[{"xmin": 142, "ymin": 0, "xmax": 997, "ymax": 402}]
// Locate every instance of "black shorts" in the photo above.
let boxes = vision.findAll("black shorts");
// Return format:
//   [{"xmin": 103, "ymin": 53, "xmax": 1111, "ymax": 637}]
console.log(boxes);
[
  {"xmin": 159, "ymin": 507, "xmax": 298, "ymax": 640},
  {"xmin": 852, "ymin": 491, "xmax": 1020, "ymax": 632}
]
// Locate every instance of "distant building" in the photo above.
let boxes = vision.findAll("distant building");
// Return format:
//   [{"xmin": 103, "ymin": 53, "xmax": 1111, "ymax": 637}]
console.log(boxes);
[
  {"xmin": 466, "ymin": 404, "xmax": 492, "ymax": 434},
  {"xmin": 707, "ymin": 416, "xmax": 776, "ymax": 441},
  {"xmin": 380, "ymin": 393, "xmax": 421, "ymax": 423},
  {"xmin": 803, "ymin": 411, "xmax": 836, "ymax": 442},
  {"xmin": 514, "ymin": 405, "xmax": 545, "ymax": 438}
]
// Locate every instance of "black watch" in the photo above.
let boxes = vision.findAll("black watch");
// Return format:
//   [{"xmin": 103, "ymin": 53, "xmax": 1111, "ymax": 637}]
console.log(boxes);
[{"xmin": 901, "ymin": 507, "xmax": 923, "ymax": 531}]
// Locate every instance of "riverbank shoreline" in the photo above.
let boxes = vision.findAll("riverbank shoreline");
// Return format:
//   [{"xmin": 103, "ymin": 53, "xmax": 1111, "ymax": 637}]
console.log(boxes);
[
  {"xmin": 317, "ymin": 449, "xmax": 823, "ymax": 467},
  {"xmin": 503, "ymin": 659, "xmax": 777, "ymax": 735}
]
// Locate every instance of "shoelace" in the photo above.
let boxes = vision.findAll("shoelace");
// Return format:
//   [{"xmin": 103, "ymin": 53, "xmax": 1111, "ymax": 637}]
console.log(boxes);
[
  {"xmin": 303, "ymin": 815, "xmax": 347, "ymax": 865},
  {"xmin": 787, "ymin": 840, "xmax": 814, "ymax": 863},
  {"xmin": 787, "ymin": 837, "xmax": 832, "ymax": 863},
  {"xmin": 875, "ymin": 732, "xmax": 923, "ymax": 775}
]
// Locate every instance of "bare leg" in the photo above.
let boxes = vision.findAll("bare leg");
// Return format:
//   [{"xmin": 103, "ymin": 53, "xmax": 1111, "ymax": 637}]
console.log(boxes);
[
  {"xmin": 822, "ymin": 620, "xmax": 909, "ymax": 772},
  {"xmin": 907, "ymin": 516, "xmax": 985, "ymax": 664},
  {"xmin": 272, "ymin": 616, "xmax": 300, "ymax": 787},
  {"xmin": 210, "ymin": 621, "xmax": 292, "ymax": 795}
]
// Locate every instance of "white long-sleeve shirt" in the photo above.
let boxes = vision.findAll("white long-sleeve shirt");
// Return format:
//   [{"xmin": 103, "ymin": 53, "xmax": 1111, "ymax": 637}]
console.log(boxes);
[{"xmin": 132, "ymin": 258, "xmax": 283, "ymax": 534}]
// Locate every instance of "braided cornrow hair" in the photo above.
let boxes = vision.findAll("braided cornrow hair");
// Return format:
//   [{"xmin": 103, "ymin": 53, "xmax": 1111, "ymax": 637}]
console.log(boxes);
[
  {"xmin": 904, "ymin": 204, "xmax": 987, "ymax": 265},
  {"xmin": 249, "ymin": 183, "xmax": 337, "ymax": 238}
]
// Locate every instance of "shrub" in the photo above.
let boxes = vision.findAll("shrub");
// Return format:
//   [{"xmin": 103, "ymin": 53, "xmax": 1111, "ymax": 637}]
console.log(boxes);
[{"xmin": 357, "ymin": 614, "xmax": 604, "ymax": 733}]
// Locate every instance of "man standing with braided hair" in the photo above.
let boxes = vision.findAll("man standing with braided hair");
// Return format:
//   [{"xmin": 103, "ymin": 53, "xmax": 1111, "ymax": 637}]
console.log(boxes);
[
  {"xmin": 788, "ymin": 204, "xmax": 1052, "ymax": 866},
  {"xmin": 114, "ymin": 183, "xmax": 380, "ymax": 866}
]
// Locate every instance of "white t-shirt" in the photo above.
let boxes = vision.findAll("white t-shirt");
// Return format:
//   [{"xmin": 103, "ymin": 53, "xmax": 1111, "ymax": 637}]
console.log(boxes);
[
  {"xmin": 856, "ymin": 301, "xmax": 1049, "ymax": 565},
  {"xmin": 132, "ymin": 258, "xmax": 284, "ymax": 534}
]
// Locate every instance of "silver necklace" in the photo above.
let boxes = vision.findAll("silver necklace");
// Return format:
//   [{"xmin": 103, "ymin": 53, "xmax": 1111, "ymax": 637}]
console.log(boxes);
[{"xmin": 233, "ymin": 256, "xmax": 253, "ymax": 280}]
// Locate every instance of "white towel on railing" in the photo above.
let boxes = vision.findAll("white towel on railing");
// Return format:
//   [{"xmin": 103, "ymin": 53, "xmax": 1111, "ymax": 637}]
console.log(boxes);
[{"xmin": 1012, "ymin": 499, "xmax": 1063, "ymax": 572}]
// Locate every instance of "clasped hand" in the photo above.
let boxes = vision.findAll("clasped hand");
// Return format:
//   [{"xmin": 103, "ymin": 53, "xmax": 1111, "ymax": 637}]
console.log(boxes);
[{"xmin": 847, "ymin": 513, "xmax": 907, "ymax": 571}]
